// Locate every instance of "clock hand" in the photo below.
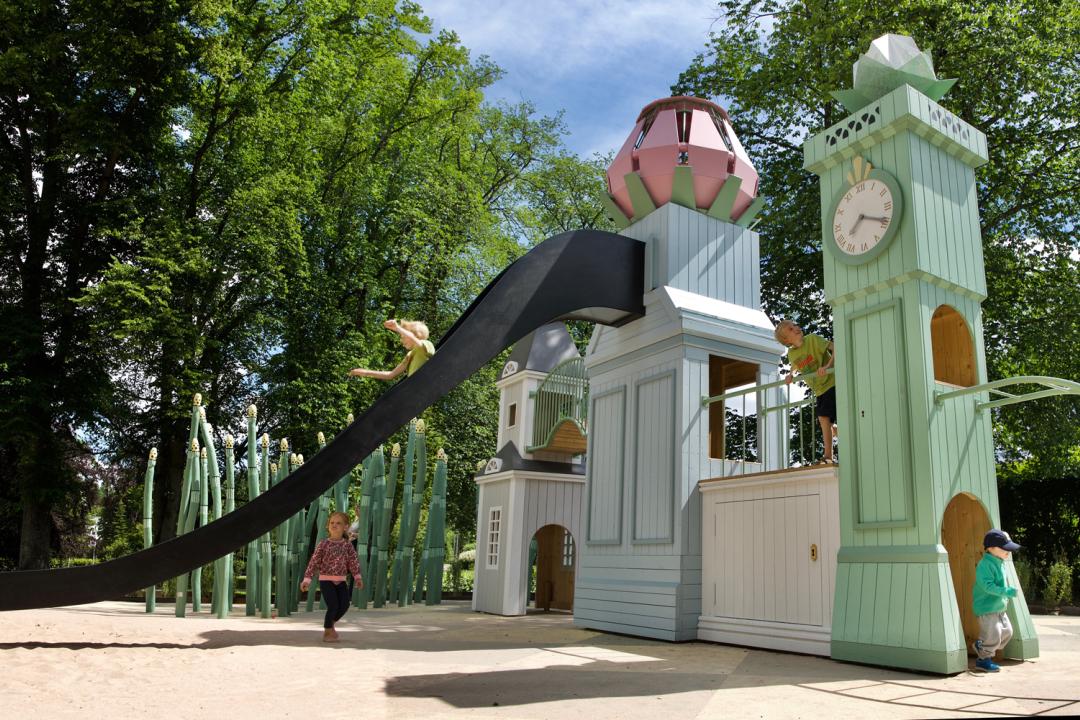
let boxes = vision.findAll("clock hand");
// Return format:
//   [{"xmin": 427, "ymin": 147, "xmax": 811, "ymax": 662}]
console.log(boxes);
[
  {"xmin": 849, "ymin": 213, "xmax": 865, "ymax": 235},
  {"xmin": 863, "ymin": 215, "xmax": 889, "ymax": 223}
]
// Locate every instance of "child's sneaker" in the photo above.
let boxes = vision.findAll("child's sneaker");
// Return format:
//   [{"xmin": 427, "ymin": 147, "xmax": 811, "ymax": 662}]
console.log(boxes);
[
  {"xmin": 975, "ymin": 658, "xmax": 1000, "ymax": 672},
  {"xmin": 972, "ymin": 639, "xmax": 983, "ymax": 656}
]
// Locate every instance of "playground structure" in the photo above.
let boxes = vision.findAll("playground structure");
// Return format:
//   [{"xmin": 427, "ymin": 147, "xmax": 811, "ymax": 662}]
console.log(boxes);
[
  {"xmin": 2, "ymin": 33, "xmax": 1078, "ymax": 678},
  {"xmin": 139, "ymin": 397, "xmax": 450, "ymax": 617}
]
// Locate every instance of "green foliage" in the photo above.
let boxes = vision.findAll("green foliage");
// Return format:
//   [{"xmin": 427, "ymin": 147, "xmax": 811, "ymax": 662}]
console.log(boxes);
[
  {"xmin": 1012, "ymin": 557, "xmax": 1035, "ymax": 599},
  {"xmin": 1044, "ymin": 559, "xmax": 1074, "ymax": 608}
]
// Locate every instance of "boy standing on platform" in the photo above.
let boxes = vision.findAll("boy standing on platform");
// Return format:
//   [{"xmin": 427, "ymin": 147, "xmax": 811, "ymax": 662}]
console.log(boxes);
[{"xmin": 775, "ymin": 319, "xmax": 837, "ymax": 463}]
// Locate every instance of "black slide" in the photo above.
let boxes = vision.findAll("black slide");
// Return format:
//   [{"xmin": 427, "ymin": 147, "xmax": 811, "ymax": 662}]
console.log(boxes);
[{"xmin": 0, "ymin": 230, "xmax": 644, "ymax": 610}]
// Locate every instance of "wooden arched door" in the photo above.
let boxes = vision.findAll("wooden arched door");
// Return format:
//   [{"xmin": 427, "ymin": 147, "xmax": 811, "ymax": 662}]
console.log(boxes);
[
  {"xmin": 942, "ymin": 493, "xmax": 992, "ymax": 653},
  {"xmin": 532, "ymin": 524, "xmax": 575, "ymax": 611}
]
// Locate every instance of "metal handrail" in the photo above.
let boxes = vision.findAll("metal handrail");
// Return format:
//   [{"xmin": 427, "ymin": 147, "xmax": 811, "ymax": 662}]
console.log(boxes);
[
  {"xmin": 702, "ymin": 368, "xmax": 836, "ymax": 471},
  {"xmin": 701, "ymin": 368, "xmax": 834, "ymax": 407},
  {"xmin": 934, "ymin": 375, "xmax": 1080, "ymax": 411}
]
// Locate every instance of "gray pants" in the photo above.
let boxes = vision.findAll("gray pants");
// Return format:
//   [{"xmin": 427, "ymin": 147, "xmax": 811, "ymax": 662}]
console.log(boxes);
[{"xmin": 976, "ymin": 611, "xmax": 1013, "ymax": 659}]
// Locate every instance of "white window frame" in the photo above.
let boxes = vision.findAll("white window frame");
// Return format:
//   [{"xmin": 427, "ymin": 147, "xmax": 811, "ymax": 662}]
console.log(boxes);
[
  {"xmin": 507, "ymin": 402, "xmax": 517, "ymax": 428},
  {"xmin": 486, "ymin": 506, "xmax": 503, "ymax": 569},
  {"xmin": 562, "ymin": 530, "xmax": 575, "ymax": 568}
]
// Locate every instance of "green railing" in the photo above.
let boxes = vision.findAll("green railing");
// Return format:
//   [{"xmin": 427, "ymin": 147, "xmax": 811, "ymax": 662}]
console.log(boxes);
[
  {"xmin": 528, "ymin": 357, "xmax": 588, "ymax": 452},
  {"xmin": 702, "ymin": 369, "xmax": 836, "ymax": 472},
  {"xmin": 934, "ymin": 375, "xmax": 1080, "ymax": 410}
]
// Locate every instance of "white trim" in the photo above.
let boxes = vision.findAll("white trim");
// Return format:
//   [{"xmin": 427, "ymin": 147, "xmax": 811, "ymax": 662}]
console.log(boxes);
[
  {"xmin": 485, "ymin": 506, "xmax": 502, "ymax": 570},
  {"xmin": 700, "ymin": 465, "xmax": 838, "ymax": 495},
  {"xmin": 697, "ymin": 615, "xmax": 831, "ymax": 656},
  {"xmin": 495, "ymin": 369, "xmax": 549, "ymax": 390},
  {"xmin": 475, "ymin": 469, "xmax": 586, "ymax": 486}
]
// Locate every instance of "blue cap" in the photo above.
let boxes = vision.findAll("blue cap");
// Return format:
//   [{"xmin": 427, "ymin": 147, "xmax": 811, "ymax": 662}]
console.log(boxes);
[{"xmin": 984, "ymin": 529, "xmax": 1021, "ymax": 552}]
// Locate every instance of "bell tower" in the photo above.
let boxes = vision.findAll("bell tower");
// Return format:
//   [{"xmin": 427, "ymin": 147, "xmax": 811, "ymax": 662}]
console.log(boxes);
[{"xmin": 803, "ymin": 34, "xmax": 1037, "ymax": 673}]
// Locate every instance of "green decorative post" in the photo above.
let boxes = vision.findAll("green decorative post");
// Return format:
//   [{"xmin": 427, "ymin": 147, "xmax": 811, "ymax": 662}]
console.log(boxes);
[
  {"xmin": 198, "ymin": 412, "xmax": 225, "ymax": 616},
  {"xmin": 259, "ymin": 433, "xmax": 273, "ymax": 618},
  {"xmin": 424, "ymin": 449, "xmax": 448, "ymax": 605},
  {"xmin": 143, "ymin": 447, "xmax": 157, "ymax": 613},
  {"xmin": 390, "ymin": 420, "xmax": 418, "ymax": 601},
  {"xmin": 174, "ymin": 437, "xmax": 200, "ymax": 617},
  {"xmin": 354, "ymin": 449, "xmax": 384, "ymax": 609},
  {"xmin": 220, "ymin": 433, "xmax": 236, "ymax": 618},
  {"xmin": 274, "ymin": 439, "xmax": 290, "ymax": 616},
  {"xmin": 802, "ymin": 34, "xmax": 1037, "ymax": 673},
  {"xmin": 192, "ymin": 444, "xmax": 209, "ymax": 612},
  {"xmin": 372, "ymin": 448, "xmax": 392, "ymax": 608},
  {"xmin": 245, "ymin": 406, "xmax": 260, "ymax": 616}
]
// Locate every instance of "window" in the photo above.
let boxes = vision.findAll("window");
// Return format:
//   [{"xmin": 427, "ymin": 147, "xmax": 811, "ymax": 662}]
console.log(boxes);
[
  {"xmin": 708, "ymin": 356, "xmax": 760, "ymax": 460},
  {"xmin": 486, "ymin": 507, "xmax": 502, "ymax": 569},
  {"xmin": 562, "ymin": 531, "xmax": 575, "ymax": 567},
  {"xmin": 508, "ymin": 402, "xmax": 517, "ymax": 428},
  {"xmin": 931, "ymin": 305, "xmax": 977, "ymax": 387}
]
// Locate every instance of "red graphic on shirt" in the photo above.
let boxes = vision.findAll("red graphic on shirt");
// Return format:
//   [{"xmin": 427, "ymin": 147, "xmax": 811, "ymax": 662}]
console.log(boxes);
[{"xmin": 795, "ymin": 355, "xmax": 817, "ymax": 371}]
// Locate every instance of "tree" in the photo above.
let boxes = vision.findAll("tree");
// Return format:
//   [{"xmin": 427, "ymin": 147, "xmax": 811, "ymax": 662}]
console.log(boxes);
[
  {"xmin": 0, "ymin": 0, "xmax": 194, "ymax": 568},
  {"xmin": 673, "ymin": 0, "xmax": 1079, "ymax": 473}
]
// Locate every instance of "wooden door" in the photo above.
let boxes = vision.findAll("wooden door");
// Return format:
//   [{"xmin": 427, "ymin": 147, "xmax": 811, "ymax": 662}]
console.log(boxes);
[
  {"xmin": 711, "ymin": 494, "xmax": 824, "ymax": 625},
  {"xmin": 533, "ymin": 524, "xmax": 575, "ymax": 611},
  {"xmin": 942, "ymin": 493, "xmax": 992, "ymax": 653}
]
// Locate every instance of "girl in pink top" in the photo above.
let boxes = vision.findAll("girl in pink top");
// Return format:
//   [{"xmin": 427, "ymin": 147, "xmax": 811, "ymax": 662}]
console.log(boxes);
[{"xmin": 301, "ymin": 511, "xmax": 363, "ymax": 642}]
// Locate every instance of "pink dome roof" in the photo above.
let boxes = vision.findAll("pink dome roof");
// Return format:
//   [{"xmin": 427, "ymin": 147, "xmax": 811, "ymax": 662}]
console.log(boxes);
[{"xmin": 606, "ymin": 96, "xmax": 760, "ymax": 224}]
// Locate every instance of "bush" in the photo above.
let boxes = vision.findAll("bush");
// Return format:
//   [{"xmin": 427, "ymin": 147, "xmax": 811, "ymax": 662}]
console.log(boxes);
[
  {"xmin": 444, "ymin": 567, "xmax": 473, "ymax": 592},
  {"xmin": 1044, "ymin": 559, "xmax": 1073, "ymax": 608},
  {"xmin": 1013, "ymin": 557, "xmax": 1035, "ymax": 599}
]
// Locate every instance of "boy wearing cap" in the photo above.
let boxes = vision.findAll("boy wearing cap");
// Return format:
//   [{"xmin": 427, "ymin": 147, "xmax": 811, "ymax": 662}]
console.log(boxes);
[{"xmin": 972, "ymin": 529, "xmax": 1021, "ymax": 672}]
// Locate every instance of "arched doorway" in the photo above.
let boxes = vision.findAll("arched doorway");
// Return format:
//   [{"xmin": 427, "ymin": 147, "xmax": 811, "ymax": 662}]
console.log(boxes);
[
  {"xmin": 529, "ymin": 524, "xmax": 576, "ymax": 611},
  {"xmin": 942, "ymin": 493, "xmax": 993, "ymax": 653}
]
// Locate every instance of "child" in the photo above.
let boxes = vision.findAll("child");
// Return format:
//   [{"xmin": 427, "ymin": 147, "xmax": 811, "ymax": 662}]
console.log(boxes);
[
  {"xmin": 300, "ymin": 511, "xmax": 364, "ymax": 642},
  {"xmin": 972, "ymin": 528, "xmax": 1021, "ymax": 672},
  {"xmin": 349, "ymin": 319, "xmax": 435, "ymax": 380},
  {"xmin": 775, "ymin": 319, "xmax": 837, "ymax": 463}
]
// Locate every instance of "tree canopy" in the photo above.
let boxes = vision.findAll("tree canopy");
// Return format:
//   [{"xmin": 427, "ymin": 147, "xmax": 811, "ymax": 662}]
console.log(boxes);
[{"xmin": 673, "ymin": 0, "xmax": 1079, "ymax": 480}]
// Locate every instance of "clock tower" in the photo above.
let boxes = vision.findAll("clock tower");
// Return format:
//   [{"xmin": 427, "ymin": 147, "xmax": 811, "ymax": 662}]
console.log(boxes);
[{"xmin": 803, "ymin": 35, "xmax": 1038, "ymax": 673}]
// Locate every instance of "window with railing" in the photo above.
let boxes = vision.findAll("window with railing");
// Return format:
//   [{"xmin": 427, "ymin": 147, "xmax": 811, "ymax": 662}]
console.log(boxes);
[
  {"xmin": 703, "ymin": 368, "xmax": 836, "ymax": 473},
  {"xmin": 709, "ymin": 356, "xmax": 759, "ymax": 460}
]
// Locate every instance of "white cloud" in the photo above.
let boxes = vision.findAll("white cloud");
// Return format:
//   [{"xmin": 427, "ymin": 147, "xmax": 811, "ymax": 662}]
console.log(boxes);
[{"xmin": 418, "ymin": 0, "xmax": 723, "ymax": 156}]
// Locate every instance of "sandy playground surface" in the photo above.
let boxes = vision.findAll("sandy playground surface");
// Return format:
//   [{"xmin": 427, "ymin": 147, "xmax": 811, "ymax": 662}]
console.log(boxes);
[{"xmin": 2, "ymin": 600, "xmax": 1080, "ymax": 719}]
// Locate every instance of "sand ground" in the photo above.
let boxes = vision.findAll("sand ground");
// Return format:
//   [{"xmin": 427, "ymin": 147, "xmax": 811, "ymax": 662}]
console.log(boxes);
[{"xmin": 2, "ymin": 600, "xmax": 1079, "ymax": 719}]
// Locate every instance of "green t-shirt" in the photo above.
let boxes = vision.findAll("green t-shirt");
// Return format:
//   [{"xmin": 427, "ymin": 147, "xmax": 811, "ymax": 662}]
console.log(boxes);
[
  {"xmin": 405, "ymin": 339, "xmax": 436, "ymax": 376},
  {"xmin": 786, "ymin": 333, "xmax": 835, "ymax": 396}
]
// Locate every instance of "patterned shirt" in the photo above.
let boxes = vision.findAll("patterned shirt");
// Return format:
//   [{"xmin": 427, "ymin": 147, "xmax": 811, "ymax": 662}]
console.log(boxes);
[{"xmin": 303, "ymin": 538, "xmax": 361, "ymax": 583}]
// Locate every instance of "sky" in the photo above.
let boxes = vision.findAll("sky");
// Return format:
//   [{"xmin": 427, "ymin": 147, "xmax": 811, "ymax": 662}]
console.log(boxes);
[{"xmin": 418, "ymin": 0, "xmax": 723, "ymax": 158}]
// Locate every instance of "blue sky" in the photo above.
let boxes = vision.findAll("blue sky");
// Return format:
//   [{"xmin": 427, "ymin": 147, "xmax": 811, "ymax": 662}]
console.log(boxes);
[{"xmin": 418, "ymin": 0, "xmax": 722, "ymax": 158}]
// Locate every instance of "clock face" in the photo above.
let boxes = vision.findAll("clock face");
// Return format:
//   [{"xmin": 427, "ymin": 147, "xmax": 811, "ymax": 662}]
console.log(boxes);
[{"xmin": 827, "ymin": 167, "xmax": 903, "ymax": 265}]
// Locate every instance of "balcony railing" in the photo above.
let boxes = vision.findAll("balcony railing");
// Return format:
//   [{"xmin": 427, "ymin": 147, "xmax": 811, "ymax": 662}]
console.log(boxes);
[
  {"xmin": 702, "ymin": 368, "xmax": 836, "ymax": 474},
  {"xmin": 528, "ymin": 357, "xmax": 588, "ymax": 453}
]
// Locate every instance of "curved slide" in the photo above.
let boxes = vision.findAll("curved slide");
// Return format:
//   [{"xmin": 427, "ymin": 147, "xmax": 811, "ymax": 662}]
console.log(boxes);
[{"xmin": 0, "ymin": 230, "xmax": 644, "ymax": 611}]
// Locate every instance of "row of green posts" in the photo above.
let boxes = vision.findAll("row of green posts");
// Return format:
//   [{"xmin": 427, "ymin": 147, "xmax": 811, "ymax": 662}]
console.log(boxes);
[{"xmin": 142, "ymin": 393, "xmax": 448, "ymax": 617}]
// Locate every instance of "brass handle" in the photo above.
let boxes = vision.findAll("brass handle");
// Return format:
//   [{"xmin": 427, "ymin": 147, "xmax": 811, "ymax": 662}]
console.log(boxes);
[{"xmin": 811, "ymin": 544, "xmax": 818, "ymax": 562}]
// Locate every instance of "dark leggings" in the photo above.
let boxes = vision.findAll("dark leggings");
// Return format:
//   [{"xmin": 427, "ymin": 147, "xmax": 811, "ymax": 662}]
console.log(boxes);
[{"xmin": 320, "ymin": 580, "xmax": 351, "ymax": 629}]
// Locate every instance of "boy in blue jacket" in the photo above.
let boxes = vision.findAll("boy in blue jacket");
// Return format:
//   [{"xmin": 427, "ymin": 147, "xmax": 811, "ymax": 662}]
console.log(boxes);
[{"xmin": 972, "ymin": 529, "xmax": 1021, "ymax": 672}]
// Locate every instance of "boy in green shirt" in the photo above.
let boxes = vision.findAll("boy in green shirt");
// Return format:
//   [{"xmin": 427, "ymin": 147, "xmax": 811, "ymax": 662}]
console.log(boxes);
[
  {"xmin": 349, "ymin": 319, "xmax": 435, "ymax": 380},
  {"xmin": 972, "ymin": 529, "xmax": 1021, "ymax": 672},
  {"xmin": 775, "ymin": 319, "xmax": 837, "ymax": 463}
]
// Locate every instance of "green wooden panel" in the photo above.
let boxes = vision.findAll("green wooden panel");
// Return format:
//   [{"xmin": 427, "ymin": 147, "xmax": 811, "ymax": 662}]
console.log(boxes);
[
  {"xmin": 706, "ymin": 175, "xmax": 742, "ymax": 221},
  {"xmin": 735, "ymin": 195, "xmax": 766, "ymax": 227},
  {"xmin": 601, "ymin": 194, "xmax": 631, "ymax": 229},
  {"xmin": 623, "ymin": 172, "xmax": 656, "ymax": 219},
  {"xmin": 670, "ymin": 166, "xmax": 696, "ymax": 209},
  {"xmin": 848, "ymin": 300, "xmax": 914, "ymax": 526}
]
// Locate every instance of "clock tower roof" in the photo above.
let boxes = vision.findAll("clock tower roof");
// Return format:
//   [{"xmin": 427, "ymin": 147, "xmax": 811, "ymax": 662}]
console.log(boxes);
[{"xmin": 832, "ymin": 33, "xmax": 957, "ymax": 113}]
